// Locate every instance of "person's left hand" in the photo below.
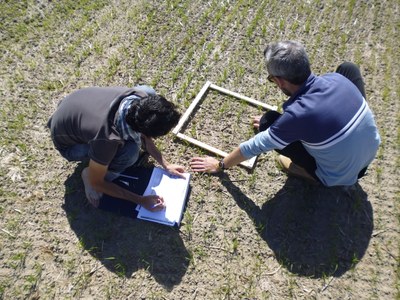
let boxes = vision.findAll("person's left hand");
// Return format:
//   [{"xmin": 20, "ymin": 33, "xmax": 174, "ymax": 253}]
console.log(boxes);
[
  {"xmin": 166, "ymin": 164, "xmax": 186, "ymax": 178},
  {"xmin": 190, "ymin": 156, "xmax": 219, "ymax": 173},
  {"xmin": 251, "ymin": 115, "xmax": 262, "ymax": 129}
]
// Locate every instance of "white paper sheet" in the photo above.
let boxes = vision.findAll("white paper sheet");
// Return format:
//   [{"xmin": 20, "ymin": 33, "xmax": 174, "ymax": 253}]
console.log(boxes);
[{"xmin": 137, "ymin": 167, "xmax": 191, "ymax": 226}]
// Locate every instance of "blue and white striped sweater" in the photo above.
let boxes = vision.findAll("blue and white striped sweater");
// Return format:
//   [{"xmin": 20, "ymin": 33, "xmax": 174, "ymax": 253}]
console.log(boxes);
[{"xmin": 240, "ymin": 73, "xmax": 380, "ymax": 186}]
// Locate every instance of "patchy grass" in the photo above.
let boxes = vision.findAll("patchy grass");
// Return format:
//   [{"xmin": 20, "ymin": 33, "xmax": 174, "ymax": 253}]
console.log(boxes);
[{"xmin": 0, "ymin": 0, "xmax": 399, "ymax": 299}]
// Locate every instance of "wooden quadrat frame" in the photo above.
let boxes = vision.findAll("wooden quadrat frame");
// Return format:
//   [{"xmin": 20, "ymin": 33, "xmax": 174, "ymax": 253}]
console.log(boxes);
[{"xmin": 173, "ymin": 81, "xmax": 278, "ymax": 169}]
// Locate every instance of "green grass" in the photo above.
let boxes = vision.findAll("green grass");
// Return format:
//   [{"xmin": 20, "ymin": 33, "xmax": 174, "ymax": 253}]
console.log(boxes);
[{"xmin": 0, "ymin": 0, "xmax": 399, "ymax": 299}]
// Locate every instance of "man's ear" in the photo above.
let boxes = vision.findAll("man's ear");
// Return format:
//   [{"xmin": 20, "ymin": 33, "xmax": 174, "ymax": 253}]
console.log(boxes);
[
  {"xmin": 274, "ymin": 76, "xmax": 285, "ymax": 88},
  {"xmin": 274, "ymin": 77, "xmax": 300, "ymax": 97}
]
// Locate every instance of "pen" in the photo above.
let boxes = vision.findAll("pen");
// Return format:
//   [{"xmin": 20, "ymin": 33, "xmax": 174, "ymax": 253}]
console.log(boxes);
[
  {"xmin": 109, "ymin": 172, "xmax": 139, "ymax": 180},
  {"xmin": 151, "ymin": 203, "xmax": 162, "ymax": 209},
  {"xmin": 118, "ymin": 174, "xmax": 139, "ymax": 180}
]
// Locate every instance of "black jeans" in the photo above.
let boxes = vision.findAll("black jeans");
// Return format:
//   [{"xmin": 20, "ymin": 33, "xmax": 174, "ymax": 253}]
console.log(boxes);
[{"xmin": 259, "ymin": 62, "xmax": 368, "ymax": 180}]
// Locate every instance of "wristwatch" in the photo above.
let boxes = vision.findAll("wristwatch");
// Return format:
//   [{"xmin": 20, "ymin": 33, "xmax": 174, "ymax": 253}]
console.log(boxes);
[{"xmin": 218, "ymin": 159, "xmax": 225, "ymax": 171}]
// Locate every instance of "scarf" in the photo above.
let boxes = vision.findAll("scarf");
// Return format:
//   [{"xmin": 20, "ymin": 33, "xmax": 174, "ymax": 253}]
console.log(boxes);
[{"xmin": 115, "ymin": 95, "xmax": 142, "ymax": 146}]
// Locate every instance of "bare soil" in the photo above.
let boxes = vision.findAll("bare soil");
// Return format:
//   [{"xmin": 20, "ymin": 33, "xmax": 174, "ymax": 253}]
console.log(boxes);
[{"xmin": 0, "ymin": 0, "xmax": 399, "ymax": 299}]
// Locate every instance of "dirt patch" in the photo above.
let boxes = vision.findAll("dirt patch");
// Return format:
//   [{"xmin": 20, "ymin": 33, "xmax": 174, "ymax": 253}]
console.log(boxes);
[{"xmin": 0, "ymin": 0, "xmax": 399, "ymax": 299}]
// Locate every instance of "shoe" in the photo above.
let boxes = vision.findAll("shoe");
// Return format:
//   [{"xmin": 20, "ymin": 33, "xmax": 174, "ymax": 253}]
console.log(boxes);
[
  {"xmin": 81, "ymin": 167, "xmax": 102, "ymax": 207},
  {"xmin": 277, "ymin": 155, "xmax": 319, "ymax": 185}
]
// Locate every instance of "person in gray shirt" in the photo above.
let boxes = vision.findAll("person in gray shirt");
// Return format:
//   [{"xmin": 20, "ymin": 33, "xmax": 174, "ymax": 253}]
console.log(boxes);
[{"xmin": 48, "ymin": 85, "xmax": 185, "ymax": 210}]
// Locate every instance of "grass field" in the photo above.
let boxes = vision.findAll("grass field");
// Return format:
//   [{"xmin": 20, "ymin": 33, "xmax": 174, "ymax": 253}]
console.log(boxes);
[{"xmin": 1, "ymin": 0, "xmax": 399, "ymax": 299}]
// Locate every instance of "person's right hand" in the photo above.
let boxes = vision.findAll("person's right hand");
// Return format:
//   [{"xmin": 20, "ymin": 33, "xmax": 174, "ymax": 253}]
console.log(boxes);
[{"xmin": 142, "ymin": 194, "xmax": 165, "ymax": 212}]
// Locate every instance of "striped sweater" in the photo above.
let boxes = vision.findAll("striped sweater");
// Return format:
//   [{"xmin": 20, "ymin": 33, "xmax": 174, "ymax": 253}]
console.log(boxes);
[{"xmin": 240, "ymin": 73, "xmax": 381, "ymax": 186}]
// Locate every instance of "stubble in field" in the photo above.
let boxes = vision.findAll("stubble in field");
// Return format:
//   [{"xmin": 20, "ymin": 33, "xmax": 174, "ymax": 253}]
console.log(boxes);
[{"xmin": 0, "ymin": 0, "xmax": 399, "ymax": 299}]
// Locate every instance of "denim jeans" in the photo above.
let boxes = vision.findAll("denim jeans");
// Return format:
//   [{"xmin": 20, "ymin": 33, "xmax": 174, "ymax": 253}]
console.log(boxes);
[{"xmin": 59, "ymin": 140, "xmax": 140, "ymax": 173}]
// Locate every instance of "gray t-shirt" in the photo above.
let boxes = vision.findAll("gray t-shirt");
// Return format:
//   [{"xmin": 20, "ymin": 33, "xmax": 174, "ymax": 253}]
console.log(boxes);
[{"xmin": 48, "ymin": 87, "xmax": 147, "ymax": 166}]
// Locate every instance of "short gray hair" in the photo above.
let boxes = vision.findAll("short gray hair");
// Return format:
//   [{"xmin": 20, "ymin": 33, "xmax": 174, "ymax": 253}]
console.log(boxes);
[{"xmin": 264, "ymin": 41, "xmax": 311, "ymax": 85}]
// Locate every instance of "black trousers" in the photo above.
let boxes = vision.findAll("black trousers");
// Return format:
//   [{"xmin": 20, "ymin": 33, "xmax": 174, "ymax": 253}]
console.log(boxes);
[{"xmin": 259, "ymin": 62, "xmax": 368, "ymax": 181}]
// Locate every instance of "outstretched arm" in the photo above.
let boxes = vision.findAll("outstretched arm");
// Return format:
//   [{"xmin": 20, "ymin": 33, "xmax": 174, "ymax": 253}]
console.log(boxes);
[
  {"xmin": 142, "ymin": 134, "xmax": 185, "ymax": 177},
  {"xmin": 190, "ymin": 147, "xmax": 247, "ymax": 173}
]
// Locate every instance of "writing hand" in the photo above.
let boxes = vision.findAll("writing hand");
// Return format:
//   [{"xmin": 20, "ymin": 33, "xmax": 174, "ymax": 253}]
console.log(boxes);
[{"xmin": 143, "ymin": 195, "xmax": 165, "ymax": 212}]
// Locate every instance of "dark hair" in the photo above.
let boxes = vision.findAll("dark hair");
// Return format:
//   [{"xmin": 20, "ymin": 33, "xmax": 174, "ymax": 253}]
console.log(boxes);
[
  {"xmin": 263, "ymin": 40, "xmax": 311, "ymax": 85},
  {"xmin": 125, "ymin": 95, "xmax": 181, "ymax": 137}
]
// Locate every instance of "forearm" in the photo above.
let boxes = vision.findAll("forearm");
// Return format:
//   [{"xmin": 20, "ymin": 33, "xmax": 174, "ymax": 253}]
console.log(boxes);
[
  {"xmin": 222, "ymin": 147, "xmax": 247, "ymax": 169},
  {"xmin": 239, "ymin": 130, "xmax": 277, "ymax": 158},
  {"xmin": 141, "ymin": 135, "xmax": 185, "ymax": 177},
  {"xmin": 149, "ymin": 147, "xmax": 168, "ymax": 168},
  {"xmin": 93, "ymin": 180, "xmax": 145, "ymax": 206},
  {"xmin": 144, "ymin": 136, "xmax": 169, "ymax": 168},
  {"xmin": 191, "ymin": 147, "xmax": 247, "ymax": 173}
]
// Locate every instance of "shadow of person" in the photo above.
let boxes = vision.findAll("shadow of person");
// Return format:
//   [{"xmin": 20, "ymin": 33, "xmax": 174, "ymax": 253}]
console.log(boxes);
[
  {"xmin": 62, "ymin": 163, "xmax": 189, "ymax": 290},
  {"xmin": 220, "ymin": 173, "xmax": 373, "ymax": 278}
]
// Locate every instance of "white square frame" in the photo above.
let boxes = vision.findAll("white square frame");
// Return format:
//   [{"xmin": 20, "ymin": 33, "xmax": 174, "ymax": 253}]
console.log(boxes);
[{"xmin": 173, "ymin": 81, "xmax": 278, "ymax": 169}]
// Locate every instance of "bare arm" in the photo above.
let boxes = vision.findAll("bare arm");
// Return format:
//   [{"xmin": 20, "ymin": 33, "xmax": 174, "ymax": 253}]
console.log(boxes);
[
  {"xmin": 87, "ymin": 159, "xmax": 164, "ymax": 211},
  {"xmin": 190, "ymin": 147, "xmax": 247, "ymax": 173},
  {"xmin": 142, "ymin": 134, "xmax": 185, "ymax": 177}
]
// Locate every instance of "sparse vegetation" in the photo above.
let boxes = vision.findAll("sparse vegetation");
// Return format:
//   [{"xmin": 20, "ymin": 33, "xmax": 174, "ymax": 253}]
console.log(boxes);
[{"xmin": 0, "ymin": 0, "xmax": 399, "ymax": 299}]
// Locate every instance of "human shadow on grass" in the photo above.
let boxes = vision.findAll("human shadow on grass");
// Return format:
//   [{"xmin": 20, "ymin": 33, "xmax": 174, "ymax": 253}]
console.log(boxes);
[
  {"xmin": 62, "ymin": 163, "xmax": 190, "ymax": 290},
  {"xmin": 220, "ymin": 173, "xmax": 373, "ymax": 278}
]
